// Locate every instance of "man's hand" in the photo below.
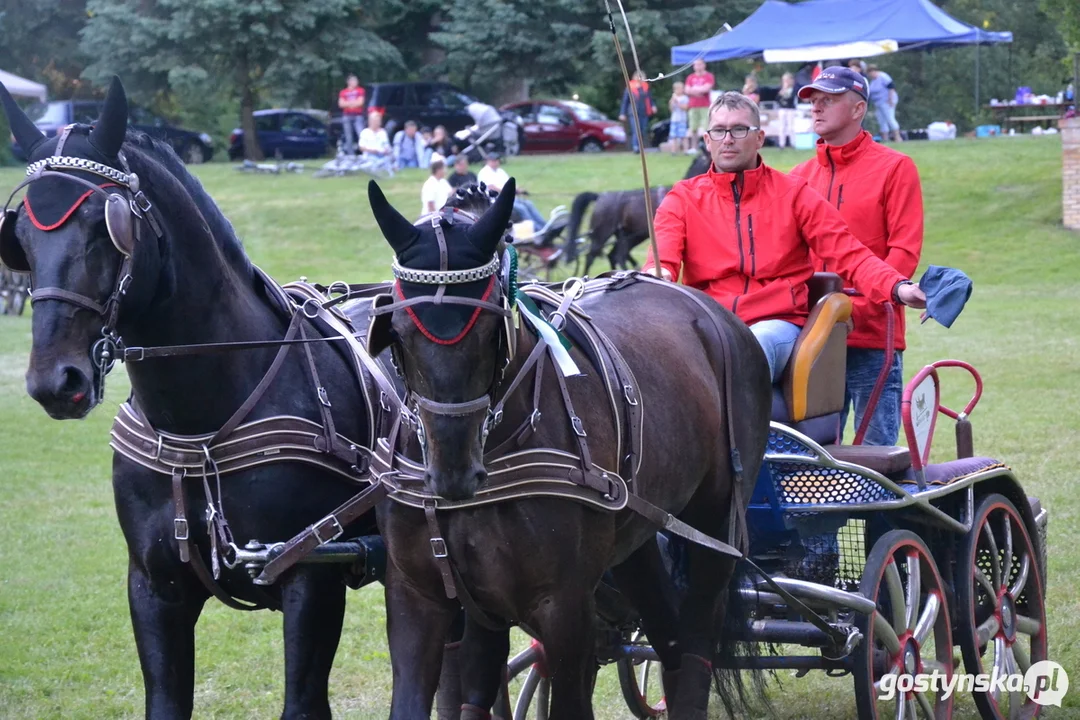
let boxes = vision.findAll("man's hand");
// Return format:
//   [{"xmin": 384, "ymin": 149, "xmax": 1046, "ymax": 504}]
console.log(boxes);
[
  {"xmin": 896, "ymin": 282, "xmax": 926, "ymax": 308},
  {"xmin": 644, "ymin": 266, "xmax": 673, "ymax": 281},
  {"xmin": 618, "ymin": 115, "xmax": 627, "ymax": 122}
]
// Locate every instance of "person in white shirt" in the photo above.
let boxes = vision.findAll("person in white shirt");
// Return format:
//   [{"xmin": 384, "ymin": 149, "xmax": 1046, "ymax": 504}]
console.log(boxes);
[
  {"xmin": 475, "ymin": 153, "xmax": 546, "ymax": 228},
  {"xmin": 420, "ymin": 160, "xmax": 453, "ymax": 215},
  {"xmin": 359, "ymin": 111, "xmax": 392, "ymax": 165}
]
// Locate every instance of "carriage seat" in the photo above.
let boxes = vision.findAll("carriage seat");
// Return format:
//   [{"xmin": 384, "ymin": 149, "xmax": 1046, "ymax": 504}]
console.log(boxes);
[{"xmin": 770, "ymin": 273, "xmax": 852, "ymax": 446}]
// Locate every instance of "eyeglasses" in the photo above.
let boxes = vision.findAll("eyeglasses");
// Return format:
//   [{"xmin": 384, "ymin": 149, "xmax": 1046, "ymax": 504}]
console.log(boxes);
[{"xmin": 706, "ymin": 126, "xmax": 760, "ymax": 140}]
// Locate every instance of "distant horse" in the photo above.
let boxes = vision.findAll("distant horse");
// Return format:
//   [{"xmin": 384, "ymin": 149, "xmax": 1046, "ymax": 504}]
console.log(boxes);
[
  {"xmin": 565, "ymin": 151, "xmax": 711, "ymax": 274},
  {"xmin": 1, "ymin": 78, "xmax": 384, "ymax": 719},
  {"xmin": 365, "ymin": 178, "xmax": 772, "ymax": 719}
]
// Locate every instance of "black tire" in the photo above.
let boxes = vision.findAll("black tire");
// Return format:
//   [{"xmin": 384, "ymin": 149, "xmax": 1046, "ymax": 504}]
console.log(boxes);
[
  {"xmin": 956, "ymin": 494, "xmax": 1047, "ymax": 720},
  {"xmin": 182, "ymin": 142, "xmax": 207, "ymax": 164},
  {"xmin": 854, "ymin": 529, "xmax": 954, "ymax": 719},
  {"xmin": 579, "ymin": 138, "xmax": 603, "ymax": 153}
]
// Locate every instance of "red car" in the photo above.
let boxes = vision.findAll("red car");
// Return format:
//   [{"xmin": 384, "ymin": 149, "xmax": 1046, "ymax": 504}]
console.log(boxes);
[{"xmin": 500, "ymin": 99, "xmax": 626, "ymax": 153}]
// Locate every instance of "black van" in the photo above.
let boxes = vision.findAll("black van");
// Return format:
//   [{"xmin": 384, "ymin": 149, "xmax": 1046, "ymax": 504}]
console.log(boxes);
[{"xmin": 329, "ymin": 81, "xmax": 480, "ymax": 145}]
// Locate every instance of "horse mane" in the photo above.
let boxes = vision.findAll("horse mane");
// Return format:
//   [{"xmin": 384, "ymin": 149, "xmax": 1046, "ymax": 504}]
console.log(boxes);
[
  {"xmin": 121, "ymin": 130, "xmax": 253, "ymax": 279},
  {"xmin": 444, "ymin": 182, "xmax": 499, "ymax": 218}
]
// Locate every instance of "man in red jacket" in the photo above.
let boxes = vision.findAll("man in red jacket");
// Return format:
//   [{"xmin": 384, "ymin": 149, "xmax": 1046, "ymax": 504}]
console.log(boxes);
[
  {"xmin": 790, "ymin": 67, "xmax": 923, "ymax": 445},
  {"xmin": 645, "ymin": 91, "xmax": 925, "ymax": 384}
]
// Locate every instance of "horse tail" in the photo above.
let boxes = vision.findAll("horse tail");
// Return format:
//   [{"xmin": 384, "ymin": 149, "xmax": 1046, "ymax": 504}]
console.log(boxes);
[
  {"xmin": 712, "ymin": 560, "xmax": 773, "ymax": 717},
  {"xmin": 565, "ymin": 191, "xmax": 599, "ymax": 262}
]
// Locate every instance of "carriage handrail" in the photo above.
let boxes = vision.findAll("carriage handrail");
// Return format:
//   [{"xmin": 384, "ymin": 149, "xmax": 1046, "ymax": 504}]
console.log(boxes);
[{"xmin": 925, "ymin": 360, "xmax": 983, "ymax": 419}]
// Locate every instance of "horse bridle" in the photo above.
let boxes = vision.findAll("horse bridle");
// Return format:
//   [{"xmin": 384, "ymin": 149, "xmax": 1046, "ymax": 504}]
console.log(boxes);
[
  {"xmin": 0, "ymin": 125, "xmax": 163, "ymax": 403},
  {"xmin": 371, "ymin": 207, "xmax": 519, "ymax": 456}
]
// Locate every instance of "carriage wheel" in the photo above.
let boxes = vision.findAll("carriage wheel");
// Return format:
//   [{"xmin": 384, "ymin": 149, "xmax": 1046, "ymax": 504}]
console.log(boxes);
[
  {"xmin": 616, "ymin": 631, "xmax": 667, "ymax": 718},
  {"xmin": 512, "ymin": 665, "xmax": 551, "ymax": 720},
  {"xmin": 956, "ymin": 494, "xmax": 1047, "ymax": 720},
  {"xmin": 854, "ymin": 529, "xmax": 954, "ymax": 719}
]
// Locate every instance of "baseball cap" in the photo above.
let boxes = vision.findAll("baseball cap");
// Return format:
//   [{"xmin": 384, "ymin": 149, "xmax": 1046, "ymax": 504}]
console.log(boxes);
[{"xmin": 797, "ymin": 66, "xmax": 869, "ymax": 101}]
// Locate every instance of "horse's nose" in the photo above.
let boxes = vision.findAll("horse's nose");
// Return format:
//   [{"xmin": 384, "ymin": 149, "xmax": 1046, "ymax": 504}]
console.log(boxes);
[
  {"xmin": 26, "ymin": 363, "xmax": 92, "ymax": 416},
  {"xmin": 425, "ymin": 466, "xmax": 488, "ymax": 501}
]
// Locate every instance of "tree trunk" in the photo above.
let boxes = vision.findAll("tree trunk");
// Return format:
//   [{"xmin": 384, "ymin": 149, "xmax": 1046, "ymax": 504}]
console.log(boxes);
[{"xmin": 237, "ymin": 56, "xmax": 263, "ymax": 161}]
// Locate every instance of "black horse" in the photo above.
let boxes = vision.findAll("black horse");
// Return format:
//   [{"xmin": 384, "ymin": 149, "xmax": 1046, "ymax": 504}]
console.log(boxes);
[
  {"xmin": 565, "ymin": 151, "xmax": 711, "ymax": 275},
  {"xmin": 365, "ymin": 179, "xmax": 772, "ymax": 719},
  {"xmin": 1, "ymin": 79, "xmax": 382, "ymax": 719}
]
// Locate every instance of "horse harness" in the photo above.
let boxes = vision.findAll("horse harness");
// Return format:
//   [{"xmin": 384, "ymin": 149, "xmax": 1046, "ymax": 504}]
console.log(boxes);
[
  {"xmin": 1, "ymin": 132, "xmax": 396, "ymax": 609},
  {"xmin": 363, "ymin": 207, "xmax": 751, "ymax": 627}
]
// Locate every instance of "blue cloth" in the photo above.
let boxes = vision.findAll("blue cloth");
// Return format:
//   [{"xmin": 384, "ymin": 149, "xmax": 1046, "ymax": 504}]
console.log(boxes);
[
  {"xmin": 841, "ymin": 348, "xmax": 904, "ymax": 446},
  {"xmin": 919, "ymin": 265, "xmax": 972, "ymax": 328},
  {"xmin": 750, "ymin": 319, "xmax": 802, "ymax": 383},
  {"xmin": 627, "ymin": 115, "xmax": 648, "ymax": 153},
  {"xmin": 670, "ymin": 0, "xmax": 1012, "ymax": 65}
]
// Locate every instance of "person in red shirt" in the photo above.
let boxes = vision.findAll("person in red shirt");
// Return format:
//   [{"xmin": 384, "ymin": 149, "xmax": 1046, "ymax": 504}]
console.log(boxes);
[
  {"xmin": 684, "ymin": 59, "xmax": 715, "ymax": 140},
  {"xmin": 644, "ymin": 91, "xmax": 925, "ymax": 383},
  {"xmin": 789, "ymin": 66, "xmax": 923, "ymax": 445},
  {"xmin": 338, "ymin": 74, "xmax": 366, "ymax": 156}
]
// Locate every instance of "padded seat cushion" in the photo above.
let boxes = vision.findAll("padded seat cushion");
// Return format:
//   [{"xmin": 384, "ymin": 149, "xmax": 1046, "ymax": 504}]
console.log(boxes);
[
  {"xmin": 824, "ymin": 444, "xmax": 912, "ymax": 476},
  {"xmin": 904, "ymin": 456, "xmax": 1008, "ymax": 487}
]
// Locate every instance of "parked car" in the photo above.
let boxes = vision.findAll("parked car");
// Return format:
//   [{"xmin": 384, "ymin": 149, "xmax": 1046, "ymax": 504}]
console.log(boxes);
[
  {"xmin": 328, "ymin": 82, "xmax": 482, "ymax": 148},
  {"xmin": 11, "ymin": 100, "xmax": 214, "ymax": 163},
  {"xmin": 228, "ymin": 109, "xmax": 332, "ymax": 160},
  {"xmin": 500, "ymin": 100, "xmax": 625, "ymax": 153}
]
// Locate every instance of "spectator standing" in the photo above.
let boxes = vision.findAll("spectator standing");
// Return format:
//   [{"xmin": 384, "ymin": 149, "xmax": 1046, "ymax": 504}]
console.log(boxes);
[
  {"xmin": 393, "ymin": 120, "xmax": 427, "ymax": 169},
  {"xmin": 359, "ymin": 111, "xmax": 392, "ymax": 168},
  {"xmin": 420, "ymin": 160, "xmax": 454, "ymax": 215},
  {"xmin": 619, "ymin": 70, "xmax": 656, "ymax": 153},
  {"xmin": 867, "ymin": 64, "xmax": 902, "ymax": 142},
  {"xmin": 775, "ymin": 72, "xmax": 797, "ymax": 149},
  {"xmin": 447, "ymin": 154, "xmax": 477, "ymax": 190},
  {"xmin": 668, "ymin": 81, "xmax": 691, "ymax": 155},
  {"xmin": 685, "ymin": 59, "xmax": 715, "ymax": 140},
  {"xmin": 338, "ymin": 74, "xmax": 366, "ymax": 155}
]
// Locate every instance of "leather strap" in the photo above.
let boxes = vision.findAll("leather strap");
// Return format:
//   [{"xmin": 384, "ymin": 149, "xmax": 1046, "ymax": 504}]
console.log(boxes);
[
  {"xmin": 208, "ymin": 312, "xmax": 302, "ymax": 448},
  {"xmin": 171, "ymin": 466, "xmax": 274, "ymax": 611},
  {"xmin": 423, "ymin": 501, "xmax": 457, "ymax": 600},
  {"xmin": 254, "ymin": 481, "xmax": 389, "ymax": 585}
]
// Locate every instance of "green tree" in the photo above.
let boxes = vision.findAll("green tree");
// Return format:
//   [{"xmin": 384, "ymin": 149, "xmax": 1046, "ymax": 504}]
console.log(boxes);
[
  {"xmin": 0, "ymin": 0, "xmax": 90, "ymax": 97},
  {"xmin": 80, "ymin": 0, "xmax": 402, "ymax": 160}
]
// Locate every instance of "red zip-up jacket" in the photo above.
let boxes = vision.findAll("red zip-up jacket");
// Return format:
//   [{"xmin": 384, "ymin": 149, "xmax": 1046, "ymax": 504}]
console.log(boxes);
[
  {"xmin": 790, "ymin": 131, "xmax": 923, "ymax": 350},
  {"xmin": 647, "ymin": 158, "xmax": 906, "ymax": 327}
]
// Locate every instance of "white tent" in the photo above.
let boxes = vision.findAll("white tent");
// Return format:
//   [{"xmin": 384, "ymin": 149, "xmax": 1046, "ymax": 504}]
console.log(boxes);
[{"xmin": 0, "ymin": 69, "xmax": 47, "ymax": 102}]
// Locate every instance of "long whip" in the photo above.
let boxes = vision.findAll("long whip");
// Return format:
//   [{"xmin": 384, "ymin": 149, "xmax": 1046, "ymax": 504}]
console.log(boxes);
[{"xmin": 604, "ymin": 0, "xmax": 661, "ymax": 279}]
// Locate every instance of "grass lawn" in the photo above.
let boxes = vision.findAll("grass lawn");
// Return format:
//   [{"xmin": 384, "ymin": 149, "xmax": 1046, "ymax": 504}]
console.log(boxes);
[{"xmin": 0, "ymin": 137, "xmax": 1077, "ymax": 718}]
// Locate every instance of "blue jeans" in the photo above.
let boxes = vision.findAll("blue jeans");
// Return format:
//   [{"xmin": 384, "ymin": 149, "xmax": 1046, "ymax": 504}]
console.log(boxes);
[
  {"xmin": 514, "ymin": 198, "xmax": 546, "ymax": 228},
  {"xmin": 628, "ymin": 116, "xmax": 648, "ymax": 152},
  {"xmin": 841, "ymin": 348, "xmax": 904, "ymax": 446},
  {"xmin": 750, "ymin": 319, "xmax": 802, "ymax": 383},
  {"xmin": 341, "ymin": 115, "xmax": 365, "ymax": 155},
  {"xmin": 397, "ymin": 154, "xmax": 418, "ymax": 169},
  {"xmin": 874, "ymin": 103, "xmax": 900, "ymax": 133}
]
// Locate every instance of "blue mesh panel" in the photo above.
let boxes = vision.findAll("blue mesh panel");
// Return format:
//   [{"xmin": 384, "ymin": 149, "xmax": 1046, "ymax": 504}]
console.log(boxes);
[
  {"xmin": 769, "ymin": 461, "xmax": 897, "ymax": 506},
  {"xmin": 766, "ymin": 427, "xmax": 817, "ymax": 457}
]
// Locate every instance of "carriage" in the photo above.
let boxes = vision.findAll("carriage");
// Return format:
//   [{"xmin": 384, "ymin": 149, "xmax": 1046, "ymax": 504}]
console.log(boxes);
[{"xmin": 498, "ymin": 272, "xmax": 1049, "ymax": 720}]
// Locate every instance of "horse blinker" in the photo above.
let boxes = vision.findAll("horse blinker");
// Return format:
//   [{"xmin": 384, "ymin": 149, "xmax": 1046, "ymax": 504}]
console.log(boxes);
[{"xmin": 0, "ymin": 208, "xmax": 29, "ymax": 272}]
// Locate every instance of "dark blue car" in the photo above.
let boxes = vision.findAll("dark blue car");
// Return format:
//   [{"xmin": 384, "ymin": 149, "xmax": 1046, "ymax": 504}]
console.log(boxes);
[
  {"xmin": 11, "ymin": 100, "xmax": 214, "ymax": 163},
  {"xmin": 228, "ymin": 109, "xmax": 331, "ymax": 161}
]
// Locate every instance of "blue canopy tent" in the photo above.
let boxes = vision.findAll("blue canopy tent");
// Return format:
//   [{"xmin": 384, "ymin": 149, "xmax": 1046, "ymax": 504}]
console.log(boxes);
[{"xmin": 671, "ymin": 0, "xmax": 1012, "ymax": 65}]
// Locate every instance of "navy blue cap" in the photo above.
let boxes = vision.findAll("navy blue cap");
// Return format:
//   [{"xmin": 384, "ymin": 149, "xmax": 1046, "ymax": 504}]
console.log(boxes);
[
  {"xmin": 798, "ymin": 66, "xmax": 869, "ymax": 101},
  {"xmin": 919, "ymin": 265, "xmax": 972, "ymax": 328}
]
